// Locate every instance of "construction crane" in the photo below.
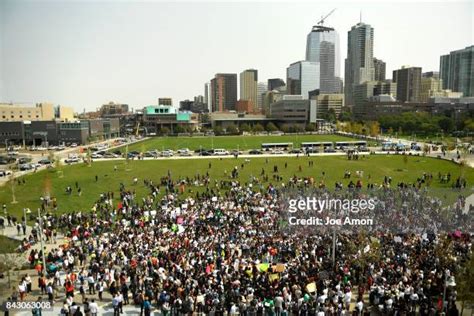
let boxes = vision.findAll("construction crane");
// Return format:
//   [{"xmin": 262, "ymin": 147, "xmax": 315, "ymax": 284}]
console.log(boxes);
[
  {"xmin": 317, "ymin": 8, "xmax": 336, "ymax": 26},
  {"xmin": 311, "ymin": 8, "xmax": 336, "ymax": 33}
]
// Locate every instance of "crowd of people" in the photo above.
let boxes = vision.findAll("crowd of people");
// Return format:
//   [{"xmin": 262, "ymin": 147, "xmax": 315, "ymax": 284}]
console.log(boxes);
[{"xmin": 2, "ymin": 161, "xmax": 472, "ymax": 316}]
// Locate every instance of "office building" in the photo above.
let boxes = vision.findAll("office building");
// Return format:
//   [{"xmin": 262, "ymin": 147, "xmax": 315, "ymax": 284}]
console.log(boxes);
[
  {"xmin": 373, "ymin": 58, "xmax": 386, "ymax": 81},
  {"xmin": 204, "ymin": 82, "xmax": 211, "ymax": 112},
  {"xmin": 210, "ymin": 73, "xmax": 238, "ymax": 112},
  {"xmin": 0, "ymin": 102, "xmax": 74, "ymax": 122},
  {"xmin": 158, "ymin": 98, "xmax": 173, "ymax": 106},
  {"xmin": 100, "ymin": 102, "xmax": 129, "ymax": 116},
  {"xmin": 440, "ymin": 45, "xmax": 474, "ymax": 97},
  {"xmin": 344, "ymin": 22, "xmax": 375, "ymax": 106},
  {"xmin": 268, "ymin": 78, "xmax": 286, "ymax": 91},
  {"xmin": 287, "ymin": 61, "xmax": 320, "ymax": 99},
  {"xmin": 240, "ymin": 69, "xmax": 258, "ymax": 112},
  {"xmin": 311, "ymin": 94, "xmax": 344, "ymax": 118},
  {"xmin": 0, "ymin": 118, "xmax": 119, "ymax": 146},
  {"xmin": 257, "ymin": 82, "xmax": 267, "ymax": 112},
  {"xmin": 236, "ymin": 100, "xmax": 254, "ymax": 113},
  {"xmin": 269, "ymin": 95, "xmax": 313, "ymax": 126},
  {"xmin": 306, "ymin": 24, "xmax": 341, "ymax": 93},
  {"xmin": 393, "ymin": 66, "xmax": 422, "ymax": 102}
]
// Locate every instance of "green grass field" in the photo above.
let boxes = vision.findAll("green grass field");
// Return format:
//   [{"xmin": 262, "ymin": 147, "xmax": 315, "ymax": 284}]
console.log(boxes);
[
  {"xmin": 0, "ymin": 236, "xmax": 21, "ymax": 254},
  {"xmin": 0, "ymin": 155, "xmax": 471, "ymax": 220},
  {"xmin": 118, "ymin": 134, "xmax": 366, "ymax": 152}
]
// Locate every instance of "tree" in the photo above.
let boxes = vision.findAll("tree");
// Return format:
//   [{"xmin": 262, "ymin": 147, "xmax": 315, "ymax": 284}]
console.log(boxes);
[
  {"xmin": 265, "ymin": 122, "xmax": 278, "ymax": 132},
  {"xmin": 338, "ymin": 111, "xmax": 352, "ymax": 122},
  {"xmin": 280, "ymin": 124, "xmax": 290, "ymax": 133},
  {"xmin": 240, "ymin": 123, "xmax": 251, "ymax": 133},
  {"xmin": 438, "ymin": 117, "xmax": 454, "ymax": 133},
  {"xmin": 226, "ymin": 124, "xmax": 239, "ymax": 135},
  {"xmin": 369, "ymin": 121, "xmax": 380, "ymax": 137},
  {"xmin": 213, "ymin": 126, "xmax": 224, "ymax": 136},
  {"xmin": 305, "ymin": 123, "xmax": 316, "ymax": 132},
  {"xmin": 160, "ymin": 127, "xmax": 170, "ymax": 135},
  {"xmin": 174, "ymin": 125, "xmax": 185, "ymax": 134},
  {"xmin": 253, "ymin": 124, "xmax": 264, "ymax": 133}
]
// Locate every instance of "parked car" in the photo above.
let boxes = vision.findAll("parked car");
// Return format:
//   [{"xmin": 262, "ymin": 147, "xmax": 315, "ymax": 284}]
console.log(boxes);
[
  {"xmin": 0, "ymin": 170, "xmax": 12, "ymax": 176},
  {"xmin": 65, "ymin": 157, "xmax": 80, "ymax": 164},
  {"xmin": 230, "ymin": 150, "xmax": 242, "ymax": 156},
  {"xmin": 324, "ymin": 148, "xmax": 337, "ymax": 153},
  {"xmin": 248, "ymin": 149, "xmax": 263, "ymax": 155},
  {"xmin": 200, "ymin": 150, "xmax": 213, "ymax": 156},
  {"xmin": 213, "ymin": 149, "xmax": 229, "ymax": 156},
  {"xmin": 38, "ymin": 159, "xmax": 52, "ymax": 165},
  {"xmin": 289, "ymin": 149, "xmax": 302, "ymax": 154},
  {"xmin": 179, "ymin": 151, "xmax": 192, "ymax": 156},
  {"xmin": 143, "ymin": 151, "xmax": 158, "ymax": 158},
  {"xmin": 127, "ymin": 151, "xmax": 140, "ymax": 158},
  {"xmin": 18, "ymin": 157, "xmax": 32, "ymax": 164},
  {"xmin": 19, "ymin": 163, "xmax": 34, "ymax": 171},
  {"xmin": 161, "ymin": 150, "xmax": 174, "ymax": 157},
  {"xmin": 271, "ymin": 149, "xmax": 285, "ymax": 155},
  {"xmin": 91, "ymin": 153, "xmax": 103, "ymax": 159},
  {"xmin": 177, "ymin": 148, "xmax": 190, "ymax": 155},
  {"xmin": 305, "ymin": 148, "xmax": 319, "ymax": 154}
]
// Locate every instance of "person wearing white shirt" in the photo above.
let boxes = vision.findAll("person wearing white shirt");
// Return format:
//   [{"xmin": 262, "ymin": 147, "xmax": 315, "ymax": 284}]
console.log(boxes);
[{"xmin": 88, "ymin": 299, "xmax": 99, "ymax": 316}]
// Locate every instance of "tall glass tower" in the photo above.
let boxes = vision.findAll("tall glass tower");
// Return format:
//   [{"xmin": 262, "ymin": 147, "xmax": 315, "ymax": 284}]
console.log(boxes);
[
  {"xmin": 306, "ymin": 25, "xmax": 340, "ymax": 94},
  {"xmin": 344, "ymin": 22, "xmax": 375, "ymax": 106}
]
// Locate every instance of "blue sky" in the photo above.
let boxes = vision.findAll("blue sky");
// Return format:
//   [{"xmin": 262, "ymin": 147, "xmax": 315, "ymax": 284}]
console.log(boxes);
[{"xmin": 0, "ymin": 0, "xmax": 472, "ymax": 112}]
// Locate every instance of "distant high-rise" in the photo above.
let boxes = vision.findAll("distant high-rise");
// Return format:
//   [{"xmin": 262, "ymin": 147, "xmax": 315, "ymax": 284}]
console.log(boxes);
[
  {"xmin": 210, "ymin": 74, "xmax": 237, "ymax": 112},
  {"xmin": 257, "ymin": 82, "xmax": 267, "ymax": 112},
  {"xmin": 204, "ymin": 83, "xmax": 211, "ymax": 112},
  {"xmin": 392, "ymin": 66, "xmax": 422, "ymax": 102},
  {"xmin": 344, "ymin": 22, "xmax": 375, "ymax": 106},
  {"xmin": 440, "ymin": 45, "xmax": 474, "ymax": 97},
  {"xmin": 306, "ymin": 24, "xmax": 340, "ymax": 93},
  {"xmin": 287, "ymin": 61, "xmax": 320, "ymax": 99},
  {"xmin": 373, "ymin": 58, "xmax": 386, "ymax": 81},
  {"xmin": 158, "ymin": 98, "xmax": 173, "ymax": 106},
  {"xmin": 240, "ymin": 69, "xmax": 258, "ymax": 112},
  {"xmin": 267, "ymin": 78, "xmax": 286, "ymax": 91}
]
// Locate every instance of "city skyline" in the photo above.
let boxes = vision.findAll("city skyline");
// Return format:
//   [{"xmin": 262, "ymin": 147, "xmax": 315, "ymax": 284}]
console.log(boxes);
[{"xmin": 1, "ymin": 1, "xmax": 472, "ymax": 111}]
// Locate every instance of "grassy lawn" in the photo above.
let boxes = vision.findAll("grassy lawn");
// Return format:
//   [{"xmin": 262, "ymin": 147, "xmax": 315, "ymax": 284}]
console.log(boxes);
[
  {"xmin": 0, "ymin": 236, "xmax": 20, "ymax": 254},
  {"xmin": 117, "ymin": 134, "xmax": 366, "ymax": 152},
  {"xmin": 0, "ymin": 155, "xmax": 471, "ymax": 220}
]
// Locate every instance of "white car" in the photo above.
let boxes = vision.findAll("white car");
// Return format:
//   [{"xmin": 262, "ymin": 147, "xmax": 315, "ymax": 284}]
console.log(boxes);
[
  {"xmin": 177, "ymin": 148, "xmax": 190, "ymax": 154},
  {"xmin": 70, "ymin": 143, "xmax": 78, "ymax": 147},
  {"xmin": 161, "ymin": 150, "xmax": 174, "ymax": 157},
  {"xmin": 271, "ymin": 149, "xmax": 285, "ymax": 155},
  {"xmin": 91, "ymin": 153, "xmax": 103, "ymax": 159},
  {"xmin": 65, "ymin": 157, "xmax": 80, "ymax": 164},
  {"xmin": 213, "ymin": 149, "xmax": 229, "ymax": 156}
]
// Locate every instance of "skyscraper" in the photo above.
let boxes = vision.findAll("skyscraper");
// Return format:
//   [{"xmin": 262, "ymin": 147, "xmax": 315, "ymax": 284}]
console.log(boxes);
[
  {"xmin": 257, "ymin": 82, "xmax": 267, "ymax": 112},
  {"xmin": 392, "ymin": 66, "xmax": 422, "ymax": 102},
  {"xmin": 373, "ymin": 58, "xmax": 386, "ymax": 81},
  {"xmin": 440, "ymin": 45, "xmax": 474, "ymax": 97},
  {"xmin": 344, "ymin": 22, "xmax": 375, "ymax": 106},
  {"xmin": 210, "ymin": 74, "xmax": 237, "ymax": 112},
  {"xmin": 287, "ymin": 61, "xmax": 320, "ymax": 99},
  {"xmin": 240, "ymin": 69, "xmax": 258, "ymax": 111},
  {"xmin": 204, "ymin": 82, "xmax": 211, "ymax": 112},
  {"xmin": 267, "ymin": 78, "xmax": 286, "ymax": 91},
  {"xmin": 306, "ymin": 24, "xmax": 341, "ymax": 94}
]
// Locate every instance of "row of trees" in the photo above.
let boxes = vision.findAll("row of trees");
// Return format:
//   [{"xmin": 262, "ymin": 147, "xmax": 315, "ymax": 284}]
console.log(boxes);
[
  {"xmin": 155, "ymin": 122, "xmax": 321, "ymax": 136},
  {"xmin": 338, "ymin": 111, "xmax": 473, "ymax": 136}
]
